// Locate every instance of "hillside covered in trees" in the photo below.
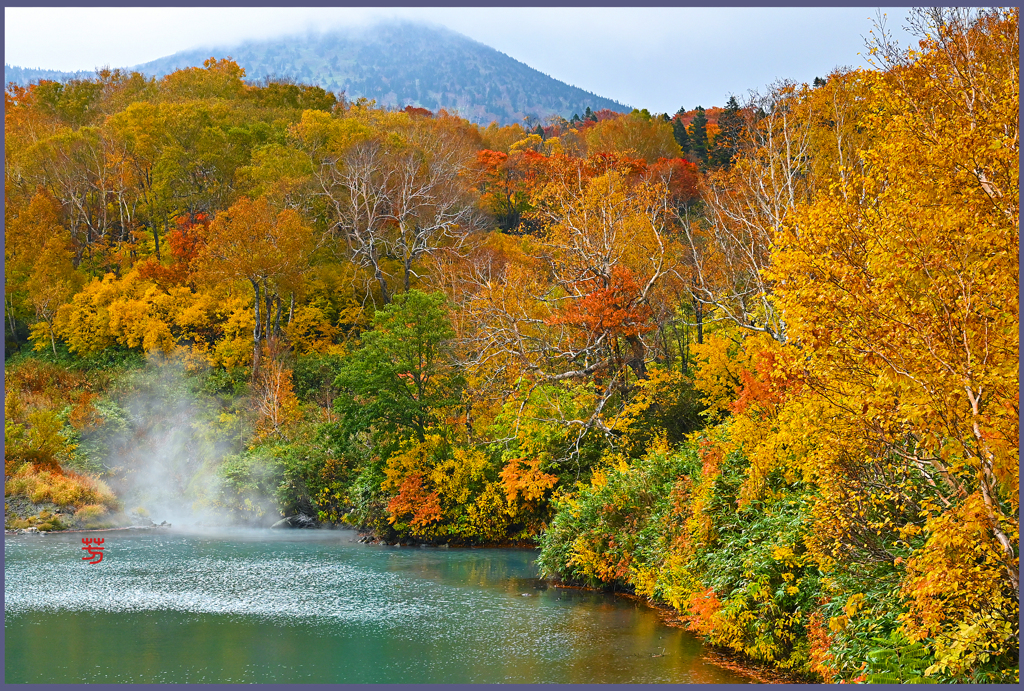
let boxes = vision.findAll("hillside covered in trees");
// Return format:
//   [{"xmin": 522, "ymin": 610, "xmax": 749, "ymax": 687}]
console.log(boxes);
[
  {"xmin": 5, "ymin": 20, "xmax": 630, "ymax": 126},
  {"xmin": 4, "ymin": 8, "xmax": 1017, "ymax": 684}
]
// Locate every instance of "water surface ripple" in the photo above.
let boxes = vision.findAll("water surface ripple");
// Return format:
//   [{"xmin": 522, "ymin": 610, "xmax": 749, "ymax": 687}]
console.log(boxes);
[{"xmin": 5, "ymin": 528, "xmax": 751, "ymax": 684}]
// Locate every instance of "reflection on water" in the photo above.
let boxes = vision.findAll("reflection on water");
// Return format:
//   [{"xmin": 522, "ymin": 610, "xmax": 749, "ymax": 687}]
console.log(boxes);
[{"xmin": 4, "ymin": 529, "xmax": 751, "ymax": 684}]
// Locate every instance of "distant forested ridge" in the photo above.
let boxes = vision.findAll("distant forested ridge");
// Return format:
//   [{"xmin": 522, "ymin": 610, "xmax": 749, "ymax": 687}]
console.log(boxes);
[
  {"xmin": 5, "ymin": 65, "xmax": 96, "ymax": 84},
  {"xmin": 5, "ymin": 20, "xmax": 630, "ymax": 126}
]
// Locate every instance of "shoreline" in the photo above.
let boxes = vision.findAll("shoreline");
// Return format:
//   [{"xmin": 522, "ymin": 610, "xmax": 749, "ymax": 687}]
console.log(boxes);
[
  {"xmin": 5, "ymin": 524, "xmax": 172, "ymax": 536},
  {"xmin": 553, "ymin": 584, "xmax": 812, "ymax": 684}
]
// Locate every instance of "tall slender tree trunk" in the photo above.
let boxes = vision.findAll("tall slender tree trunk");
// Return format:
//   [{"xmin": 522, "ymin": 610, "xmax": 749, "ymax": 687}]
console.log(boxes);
[
  {"xmin": 625, "ymin": 335, "xmax": 648, "ymax": 381},
  {"xmin": 692, "ymin": 294, "xmax": 704, "ymax": 345},
  {"xmin": 264, "ymin": 282, "xmax": 274, "ymax": 346},
  {"xmin": 377, "ymin": 270, "xmax": 390, "ymax": 305},
  {"xmin": 6, "ymin": 295, "xmax": 18, "ymax": 348},
  {"xmin": 369, "ymin": 245, "xmax": 390, "ymax": 305},
  {"xmin": 252, "ymin": 279, "xmax": 262, "ymax": 377},
  {"xmin": 162, "ymin": 209, "xmax": 172, "ymax": 262}
]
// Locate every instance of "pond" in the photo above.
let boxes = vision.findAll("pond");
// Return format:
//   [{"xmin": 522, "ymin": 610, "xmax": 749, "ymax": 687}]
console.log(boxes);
[{"xmin": 4, "ymin": 528, "xmax": 752, "ymax": 684}]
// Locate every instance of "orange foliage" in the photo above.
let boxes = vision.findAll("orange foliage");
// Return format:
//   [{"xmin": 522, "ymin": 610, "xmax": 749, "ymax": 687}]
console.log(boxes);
[
  {"xmin": 499, "ymin": 457, "xmax": 558, "ymax": 503},
  {"xmin": 68, "ymin": 390, "xmax": 103, "ymax": 432},
  {"xmin": 685, "ymin": 586, "xmax": 723, "ymax": 637},
  {"xmin": 807, "ymin": 610, "xmax": 840, "ymax": 680},
  {"xmin": 253, "ymin": 360, "xmax": 302, "ymax": 441},
  {"xmin": 387, "ymin": 473, "xmax": 443, "ymax": 528},
  {"xmin": 137, "ymin": 213, "xmax": 211, "ymax": 287},
  {"xmin": 648, "ymin": 156, "xmax": 700, "ymax": 205},
  {"xmin": 729, "ymin": 347, "xmax": 799, "ymax": 416}
]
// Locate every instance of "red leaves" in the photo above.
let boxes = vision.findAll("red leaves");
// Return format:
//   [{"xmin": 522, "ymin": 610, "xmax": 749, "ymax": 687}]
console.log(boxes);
[
  {"xmin": 475, "ymin": 148, "xmax": 547, "ymax": 232},
  {"xmin": 136, "ymin": 214, "xmax": 210, "ymax": 287},
  {"xmin": 649, "ymin": 157, "xmax": 700, "ymax": 205},
  {"xmin": 729, "ymin": 348, "xmax": 799, "ymax": 416},
  {"xmin": 167, "ymin": 213, "xmax": 210, "ymax": 267},
  {"xmin": 548, "ymin": 266, "xmax": 655, "ymax": 339},
  {"xmin": 403, "ymin": 105, "xmax": 433, "ymax": 118}
]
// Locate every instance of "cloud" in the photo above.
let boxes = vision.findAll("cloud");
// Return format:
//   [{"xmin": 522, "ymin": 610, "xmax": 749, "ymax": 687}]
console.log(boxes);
[{"xmin": 4, "ymin": 7, "xmax": 915, "ymax": 113}]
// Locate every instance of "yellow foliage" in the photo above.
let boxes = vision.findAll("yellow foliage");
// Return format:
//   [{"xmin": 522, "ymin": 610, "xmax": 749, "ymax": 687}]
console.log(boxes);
[
  {"xmin": 763, "ymin": 10, "xmax": 1020, "ymax": 678},
  {"xmin": 429, "ymin": 446, "xmax": 489, "ymax": 509},
  {"xmin": 583, "ymin": 111, "xmax": 682, "ymax": 162},
  {"xmin": 466, "ymin": 480, "xmax": 515, "ymax": 540},
  {"xmin": 285, "ymin": 304, "xmax": 340, "ymax": 354},
  {"xmin": 690, "ymin": 333, "xmax": 754, "ymax": 421},
  {"xmin": 630, "ymin": 565, "xmax": 660, "ymax": 600},
  {"xmin": 208, "ymin": 295, "xmax": 255, "ymax": 368},
  {"xmin": 612, "ymin": 367, "xmax": 689, "ymax": 453},
  {"xmin": 75, "ymin": 504, "xmax": 109, "ymax": 520},
  {"xmin": 382, "ymin": 434, "xmax": 444, "ymax": 494},
  {"xmin": 656, "ymin": 551, "xmax": 702, "ymax": 612},
  {"xmin": 53, "ymin": 273, "xmax": 120, "ymax": 355},
  {"xmin": 4, "ymin": 404, "xmax": 76, "ymax": 472},
  {"xmin": 900, "ymin": 492, "xmax": 1018, "ymax": 677}
]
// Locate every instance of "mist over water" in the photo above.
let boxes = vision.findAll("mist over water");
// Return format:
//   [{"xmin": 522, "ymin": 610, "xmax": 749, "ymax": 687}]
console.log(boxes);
[
  {"xmin": 93, "ymin": 359, "xmax": 275, "ymax": 527},
  {"xmin": 5, "ymin": 529, "xmax": 752, "ymax": 684}
]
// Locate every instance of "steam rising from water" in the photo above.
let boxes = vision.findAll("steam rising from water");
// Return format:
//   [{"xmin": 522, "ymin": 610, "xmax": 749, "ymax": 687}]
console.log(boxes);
[{"xmin": 97, "ymin": 359, "xmax": 276, "ymax": 527}]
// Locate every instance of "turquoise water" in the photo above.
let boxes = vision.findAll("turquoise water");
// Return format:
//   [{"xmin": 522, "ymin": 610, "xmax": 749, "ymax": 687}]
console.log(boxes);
[{"xmin": 4, "ymin": 528, "xmax": 751, "ymax": 683}]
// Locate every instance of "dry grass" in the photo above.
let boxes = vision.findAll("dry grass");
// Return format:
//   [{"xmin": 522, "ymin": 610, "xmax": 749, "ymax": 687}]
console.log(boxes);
[
  {"xmin": 74, "ymin": 504, "xmax": 110, "ymax": 520},
  {"xmin": 5, "ymin": 464, "xmax": 119, "ymax": 510},
  {"xmin": 6, "ymin": 359, "xmax": 90, "ymax": 396}
]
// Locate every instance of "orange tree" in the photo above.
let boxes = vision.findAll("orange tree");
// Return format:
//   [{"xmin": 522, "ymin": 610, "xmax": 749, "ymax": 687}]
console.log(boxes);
[{"xmin": 196, "ymin": 195, "xmax": 313, "ymax": 375}]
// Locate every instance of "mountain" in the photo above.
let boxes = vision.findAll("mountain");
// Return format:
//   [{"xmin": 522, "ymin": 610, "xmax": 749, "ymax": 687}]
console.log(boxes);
[
  {"xmin": 5, "ymin": 65, "xmax": 95, "ymax": 85},
  {"xmin": 6, "ymin": 21, "xmax": 631, "ymax": 126}
]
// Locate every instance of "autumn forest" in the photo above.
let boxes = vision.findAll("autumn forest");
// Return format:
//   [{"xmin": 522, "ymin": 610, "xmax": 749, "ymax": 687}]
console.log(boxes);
[{"xmin": 3, "ymin": 8, "xmax": 1018, "ymax": 683}]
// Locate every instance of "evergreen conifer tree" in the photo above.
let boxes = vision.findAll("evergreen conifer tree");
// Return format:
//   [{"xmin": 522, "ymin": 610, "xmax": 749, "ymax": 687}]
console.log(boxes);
[
  {"xmin": 672, "ymin": 106, "xmax": 691, "ymax": 154},
  {"xmin": 689, "ymin": 106, "xmax": 709, "ymax": 163},
  {"xmin": 710, "ymin": 95, "xmax": 742, "ymax": 169}
]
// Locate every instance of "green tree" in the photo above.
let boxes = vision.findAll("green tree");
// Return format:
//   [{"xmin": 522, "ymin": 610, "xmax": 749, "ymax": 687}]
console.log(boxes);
[
  {"xmin": 672, "ymin": 106, "xmax": 691, "ymax": 153},
  {"xmin": 335, "ymin": 290, "xmax": 464, "ymax": 446},
  {"xmin": 688, "ymin": 106, "xmax": 709, "ymax": 163},
  {"xmin": 710, "ymin": 96, "xmax": 743, "ymax": 168}
]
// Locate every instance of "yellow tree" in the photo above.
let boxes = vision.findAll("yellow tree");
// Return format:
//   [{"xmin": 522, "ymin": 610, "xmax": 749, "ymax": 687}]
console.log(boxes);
[
  {"xmin": 27, "ymin": 237, "xmax": 85, "ymax": 354},
  {"xmin": 458, "ymin": 155, "xmax": 681, "ymax": 457},
  {"xmin": 298, "ymin": 107, "xmax": 481, "ymax": 305},
  {"xmin": 771, "ymin": 8, "xmax": 1018, "ymax": 678},
  {"xmin": 583, "ymin": 110, "xmax": 683, "ymax": 162},
  {"xmin": 683, "ymin": 71, "xmax": 877, "ymax": 343}
]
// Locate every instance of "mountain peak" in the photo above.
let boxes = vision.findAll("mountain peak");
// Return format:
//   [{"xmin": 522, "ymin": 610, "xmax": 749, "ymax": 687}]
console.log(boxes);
[{"xmin": 123, "ymin": 19, "xmax": 629, "ymax": 125}]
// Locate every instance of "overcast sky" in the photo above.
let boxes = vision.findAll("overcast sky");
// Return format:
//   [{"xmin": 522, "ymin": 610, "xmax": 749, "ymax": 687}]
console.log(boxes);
[{"xmin": 4, "ymin": 6, "xmax": 917, "ymax": 113}]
